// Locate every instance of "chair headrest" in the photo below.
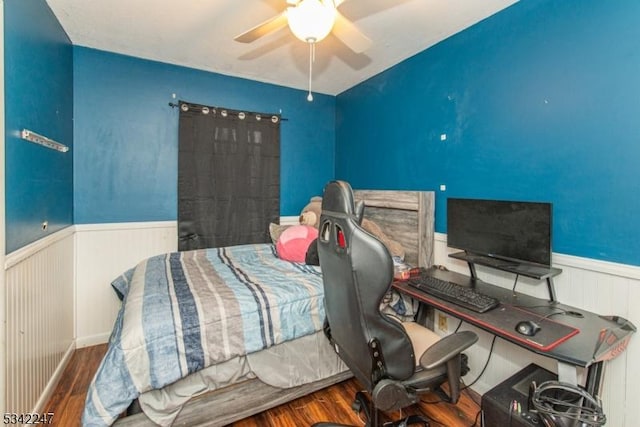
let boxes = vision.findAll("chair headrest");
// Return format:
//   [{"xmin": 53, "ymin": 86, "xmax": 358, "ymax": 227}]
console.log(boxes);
[{"xmin": 322, "ymin": 181, "xmax": 356, "ymax": 217}]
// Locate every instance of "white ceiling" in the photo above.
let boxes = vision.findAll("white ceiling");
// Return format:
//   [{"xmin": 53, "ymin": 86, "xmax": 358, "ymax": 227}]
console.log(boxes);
[{"xmin": 46, "ymin": 0, "xmax": 517, "ymax": 96}]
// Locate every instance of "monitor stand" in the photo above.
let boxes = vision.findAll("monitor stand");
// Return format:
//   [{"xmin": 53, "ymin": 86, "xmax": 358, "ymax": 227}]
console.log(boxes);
[{"xmin": 449, "ymin": 252, "xmax": 562, "ymax": 304}]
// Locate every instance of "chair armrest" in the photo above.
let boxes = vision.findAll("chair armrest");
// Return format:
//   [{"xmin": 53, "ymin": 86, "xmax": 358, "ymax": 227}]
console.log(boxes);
[{"xmin": 419, "ymin": 331, "xmax": 478, "ymax": 370}]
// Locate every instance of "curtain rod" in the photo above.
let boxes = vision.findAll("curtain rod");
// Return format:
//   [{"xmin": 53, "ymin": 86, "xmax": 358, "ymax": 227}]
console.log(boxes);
[{"xmin": 168, "ymin": 102, "xmax": 288, "ymax": 121}]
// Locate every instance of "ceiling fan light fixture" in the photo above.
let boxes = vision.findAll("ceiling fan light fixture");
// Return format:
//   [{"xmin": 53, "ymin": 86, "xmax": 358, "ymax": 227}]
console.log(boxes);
[{"xmin": 287, "ymin": 0, "xmax": 336, "ymax": 43}]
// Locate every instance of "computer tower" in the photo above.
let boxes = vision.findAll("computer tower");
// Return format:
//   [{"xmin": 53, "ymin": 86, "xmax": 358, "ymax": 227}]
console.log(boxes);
[{"xmin": 481, "ymin": 363, "xmax": 557, "ymax": 427}]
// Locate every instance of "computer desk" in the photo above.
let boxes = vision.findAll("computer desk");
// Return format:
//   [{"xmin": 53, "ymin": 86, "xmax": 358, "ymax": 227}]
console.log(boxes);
[{"xmin": 392, "ymin": 265, "xmax": 636, "ymax": 397}]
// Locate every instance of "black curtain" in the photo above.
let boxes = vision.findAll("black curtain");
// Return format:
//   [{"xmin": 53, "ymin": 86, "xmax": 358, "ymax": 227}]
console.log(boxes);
[{"xmin": 178, "ymin": 101, "xmax": 280, "ymax": 250}]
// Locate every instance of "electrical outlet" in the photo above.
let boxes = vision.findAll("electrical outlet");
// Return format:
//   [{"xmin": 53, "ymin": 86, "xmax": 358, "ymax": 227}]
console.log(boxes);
[{"xmin": 438, "ymin": 313, "xmax": 448, "ymax": 332}]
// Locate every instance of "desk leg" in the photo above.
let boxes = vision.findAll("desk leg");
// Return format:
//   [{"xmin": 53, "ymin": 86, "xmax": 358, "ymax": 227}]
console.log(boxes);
[
  {"xmin": 416, "ymin": 302, "xmax": 434, "ymax": 330},
  {"xmin": 557, "ymin": 362, "xmax": 604, "ymax": 399},
  {"xmin": 559, "ymin": 361, "xmax": 604, "ymax": 397},
  {"xmin": 585, "ymin": 361, "xmax": 605, "ymax": 397},
  {"xmin": 557, "ymin": 362, "xmax": 578, "ymax": 385}
]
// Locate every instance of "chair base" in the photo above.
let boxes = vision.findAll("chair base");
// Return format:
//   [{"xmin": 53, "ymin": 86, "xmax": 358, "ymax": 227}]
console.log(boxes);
[{"xmin": 312, "ymin": 391, "xmax": 430, "ymax": 427}]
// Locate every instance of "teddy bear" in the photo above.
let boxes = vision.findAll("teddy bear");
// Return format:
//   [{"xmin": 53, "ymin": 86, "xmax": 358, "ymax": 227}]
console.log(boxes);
[
  {"xmin": 299, "ymin": 196, "xmax": 406, "ymax": 260},
  {"xmin": 298, "ymin": 196, "xmax": 324, "ymax": 229}
]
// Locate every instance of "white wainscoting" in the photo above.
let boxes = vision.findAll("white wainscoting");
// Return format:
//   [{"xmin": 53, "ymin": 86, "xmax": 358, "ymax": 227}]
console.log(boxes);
[
  {"xmin": 280, "ymin": 216, "xmax": 300, "ymax": 226},
  {"xmin": 26, "ymin": 222, "xmax": 633, "ymax": 425},
  {"xmin": 74, "ymin": 222, "xmax": 178, "ymax": 347},
  {"xmin": 74, "ymin": 218, "xmax": 300, "ymax": 346},
  {"xmin": 5, "ymin": 228, "xmax": 75, "ymax": 414},
  {"xmin": 3, "ymin": 218, "xmax": 300, "ymax": 413},
  {"xmin": 433, "ymin": 233, "xmax": 640, "ymax": 427}
]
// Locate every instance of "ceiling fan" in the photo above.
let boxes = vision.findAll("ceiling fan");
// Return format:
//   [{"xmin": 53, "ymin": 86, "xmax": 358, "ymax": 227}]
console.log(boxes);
[
  {"xmin": 234, "ymin": 0, "xmax": 372, "ymax": 54},
  {"xmin": 235, "ymin": 0, "xmax": 372, "ymax": 101}
]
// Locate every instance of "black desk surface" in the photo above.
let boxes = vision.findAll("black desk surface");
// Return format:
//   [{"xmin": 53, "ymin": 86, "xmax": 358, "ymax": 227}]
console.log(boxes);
[{"xmin": 393, "ymin": 267, "xmax": 635, "ymax": 368}]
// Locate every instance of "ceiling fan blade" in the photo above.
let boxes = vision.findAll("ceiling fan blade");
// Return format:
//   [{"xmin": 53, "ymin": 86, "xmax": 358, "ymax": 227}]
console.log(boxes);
[
  {"xmin": 332, "ymin": 11, "xmax": 372, "ymax": 54},
  {"xmin": 234, "ymin": 12, "xmax": 289, "ymax": 43}
]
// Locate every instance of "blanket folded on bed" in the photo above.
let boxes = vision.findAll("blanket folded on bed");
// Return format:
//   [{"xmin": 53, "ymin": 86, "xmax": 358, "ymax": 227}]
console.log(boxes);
[{"xmin": 82, "ymin": 244, "xmax": 323, "ymax": 426}]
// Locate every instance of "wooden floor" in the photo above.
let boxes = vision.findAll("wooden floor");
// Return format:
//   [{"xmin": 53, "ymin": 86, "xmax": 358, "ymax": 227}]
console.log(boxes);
[{"xmin": 45, "ymin": 345, "xmax": 482, "ymax": 426}]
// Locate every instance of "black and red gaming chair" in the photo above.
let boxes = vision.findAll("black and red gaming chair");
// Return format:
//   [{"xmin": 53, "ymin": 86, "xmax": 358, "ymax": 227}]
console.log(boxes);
[{"xmin": 314, "ymin": 180, "xmax": 478, "ymax": 427}]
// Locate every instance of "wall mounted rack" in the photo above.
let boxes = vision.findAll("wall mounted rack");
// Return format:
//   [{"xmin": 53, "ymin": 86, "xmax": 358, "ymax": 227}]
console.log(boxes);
[{"xmin": 21, "ymin": 129, "xmax": 69, "ymax": 153}]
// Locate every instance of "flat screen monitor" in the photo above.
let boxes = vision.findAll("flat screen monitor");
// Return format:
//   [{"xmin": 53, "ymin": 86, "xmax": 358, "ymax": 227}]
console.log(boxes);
[{"xmin": 447, "ymin": 198, "xmax": 552, "ymax": 266}]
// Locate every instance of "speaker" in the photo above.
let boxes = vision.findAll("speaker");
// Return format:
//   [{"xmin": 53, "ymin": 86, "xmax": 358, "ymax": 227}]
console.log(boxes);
[{"xmin": 482, "ymin": 364, "xmax": 557, "ymax": 427}]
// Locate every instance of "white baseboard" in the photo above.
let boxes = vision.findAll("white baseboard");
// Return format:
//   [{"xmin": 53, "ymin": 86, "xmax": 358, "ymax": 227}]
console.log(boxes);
[
  {"xmin": 32, "ymin": 342, "xmax": 75, "ymax": 413},
  {"xmin": 76, "ymin": 333, "xmax": 112, "ymax": 348}
]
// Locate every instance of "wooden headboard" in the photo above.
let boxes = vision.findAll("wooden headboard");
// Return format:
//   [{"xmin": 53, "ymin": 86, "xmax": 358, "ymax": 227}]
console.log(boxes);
[{"xmin": 354, "ymin": 189, "xmax": 435, "ymax": 268}]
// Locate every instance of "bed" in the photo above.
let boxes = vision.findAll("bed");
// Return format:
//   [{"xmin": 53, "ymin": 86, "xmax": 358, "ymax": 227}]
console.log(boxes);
[{"xmin": 84, "ymin": 189, "xmax": 435, "ymax": 427}]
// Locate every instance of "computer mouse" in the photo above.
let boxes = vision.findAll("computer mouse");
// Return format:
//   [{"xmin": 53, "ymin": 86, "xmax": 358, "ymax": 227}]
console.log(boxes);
[{"xmin": 515, "ymin": 320, "xmax": 541, "ymax": 337}]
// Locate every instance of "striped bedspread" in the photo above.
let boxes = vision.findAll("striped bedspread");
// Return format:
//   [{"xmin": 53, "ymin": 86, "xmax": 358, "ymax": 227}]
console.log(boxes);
[{"xmin": 82, "ymin": 244, "xmax": 324, "ymax": 426}]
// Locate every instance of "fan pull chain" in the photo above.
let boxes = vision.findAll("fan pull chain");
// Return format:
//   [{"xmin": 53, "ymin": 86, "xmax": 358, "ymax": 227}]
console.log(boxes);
[{"xmin": 307, "ymin": 42, "xmax": 315, "ymax": 102}]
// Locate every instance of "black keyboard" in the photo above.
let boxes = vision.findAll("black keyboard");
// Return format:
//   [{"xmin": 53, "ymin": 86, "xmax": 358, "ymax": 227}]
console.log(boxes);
[{"xmin": 408, "ymin": 275, "xmax": 500, "ymax": 313}]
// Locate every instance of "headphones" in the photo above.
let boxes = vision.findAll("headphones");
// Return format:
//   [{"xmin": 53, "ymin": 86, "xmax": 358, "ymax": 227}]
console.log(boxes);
[{"xmin": 530, "ymin": 381, "xmax": 606, "ymax": 427}]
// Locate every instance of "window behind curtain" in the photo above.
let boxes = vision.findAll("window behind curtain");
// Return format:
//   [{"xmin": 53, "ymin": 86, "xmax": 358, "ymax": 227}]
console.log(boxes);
[{"xmin": 178, "ymin": 102, "xmax": 280, "ymax": 250}]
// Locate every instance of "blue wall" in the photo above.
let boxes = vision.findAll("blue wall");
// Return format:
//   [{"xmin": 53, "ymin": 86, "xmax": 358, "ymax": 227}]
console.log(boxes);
[
  {"xmin": 4, "ymin": 0, "xmax": 74, "ymax": 253},
  {"xmin": 7, "ymin": 0, "xmax": 639, "ymax": 265},
  {"xmin": 336, "ymin": 0, "xmax": 640, "ymax": 266},
  {"xmin": 73, "ymin": 48, "xmax": 335, "ymax": 224}
]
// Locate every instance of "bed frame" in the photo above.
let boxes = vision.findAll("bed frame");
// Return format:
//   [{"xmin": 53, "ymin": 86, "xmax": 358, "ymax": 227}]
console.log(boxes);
[{"xmin": 114, "ymin": 189, "xmax": 435, "ymax": 426}]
